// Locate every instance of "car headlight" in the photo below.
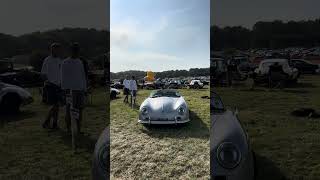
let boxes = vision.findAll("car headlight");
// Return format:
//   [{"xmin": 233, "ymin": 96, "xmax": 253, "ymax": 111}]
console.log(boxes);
[
  {"xmin": 217, "ymin": 142, "xmax": 241, "ymax": 169},
  {"xmin": 178, "ymin": 106, "xmax": 186, "ymax": 115},
  {"xmin": 141, "ymin": 107, "xmax": 149, "ymax": 115}
]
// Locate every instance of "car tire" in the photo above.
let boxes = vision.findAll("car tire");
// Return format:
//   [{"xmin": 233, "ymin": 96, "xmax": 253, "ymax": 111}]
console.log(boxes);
[
  {"xmin": 110, "ymin": 91, "xmax": 117, "ymax": 100},
  {"xmin": 0, "ymin": 93, "xmax": 21, "ymax": 114},
  {"xmin": 92, "ymin": 128, "xmax": 110, "ymax": 180}
]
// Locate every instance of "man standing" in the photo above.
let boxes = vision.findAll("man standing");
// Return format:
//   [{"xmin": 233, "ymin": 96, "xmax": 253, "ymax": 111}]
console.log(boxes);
[
  {"xmin": 61, "ymin": 43, "xmax": 87, "ymax": 135},
  {"xmin": 41, "ymin": 43, "xmax": 62, "ymax": 129},
  {"xmin": 129, "ymin": 76, "xmax": 138, "ymax": 108},
  {"xmin": 123, "ymin": 76, "xmax": 130, "ymax": 103}
]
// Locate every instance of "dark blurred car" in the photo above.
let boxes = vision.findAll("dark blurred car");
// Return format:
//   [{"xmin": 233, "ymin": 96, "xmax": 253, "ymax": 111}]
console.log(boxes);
[
  {"xmin": 167, "ymin": 80, "xmax": 183, "ymax": 89},
  {"xmin": 231, "ymin": 56, "xmax": 254, "ymax": 73},
  {"xmin": 110, "ymin": 81, "xmax": 124, "ymax": 89},
  {"xmin": 110, "ymin": 88, "xmax": 120, "ymax": 99},
  {"xmin": 0, "ymin": 82, "xmax": 33, "ymax": 114},
  {"xmin": 291, "ymin": 59, "xmax": 320, "ymax": 74},
  {"xmin": 0, "ymin": 60, "xmax": 43, "ymax": 87},
  {"xmin": 92, "ymin": 127, "xmax": 109, "ymax": 180},
  {"xmin": 211, "ymin": 58, "xmax": 247, "ymax": 85}
]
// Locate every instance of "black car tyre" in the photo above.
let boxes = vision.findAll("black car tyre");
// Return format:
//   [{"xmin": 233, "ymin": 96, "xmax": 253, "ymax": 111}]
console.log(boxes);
[
  {"xmin": 110, "ymin": 91, "xmax": 117, "ymax": 100},
  {"xmin": 92, "ymin": 128, "xmax": 110, "ymax": 180},
  {"xmin": 0, "ymin": 93, "xmax": 21, "ymax": 114}
]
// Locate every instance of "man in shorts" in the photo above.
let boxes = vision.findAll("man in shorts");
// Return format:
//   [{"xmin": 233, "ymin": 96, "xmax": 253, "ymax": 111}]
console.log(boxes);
[
  {"xmin": 61, "ymin": 43, "xmax": 87, "ymax": 133},
  {"xmin": 129, "ymin": 76, "xmax": 138, "ymax": 108},
  {"xmin": 123, "ymin": 76, "xmax": 130, "ymax": 103},
  {"xmin": 41, "ymin": 43, "xmax": 62, "ymax": 129}
]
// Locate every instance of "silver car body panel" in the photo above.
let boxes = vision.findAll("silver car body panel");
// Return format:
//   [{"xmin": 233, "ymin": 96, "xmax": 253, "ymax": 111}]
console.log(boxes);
[
  {"xmin": 138, "ymin": 94, "xmax": 189, "ymax": 124},
  {"xmin": 211, "ymin": 92, "xmax": 254, "ymax": 179}
]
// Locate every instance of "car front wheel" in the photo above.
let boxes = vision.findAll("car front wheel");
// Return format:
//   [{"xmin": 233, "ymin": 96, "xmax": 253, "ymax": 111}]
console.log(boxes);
[
  {"xmin": 110, "ymin": 91, "xmax": 117, "ymax": 99},
  {"xmin": 0, "ymin": 93, "xmax": 21, "ymax": 114}
]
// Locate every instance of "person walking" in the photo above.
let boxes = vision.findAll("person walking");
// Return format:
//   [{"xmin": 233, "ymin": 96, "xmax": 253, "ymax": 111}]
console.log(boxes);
[
  {"xmin": 61, "ymin": 43, "xmax": 87, "ymax": 135},
  {"xmin": 129, "ymin": 76, "xmax": 138, "ymax": 108},
  {"xmin": 123, "ymin": 76, "xmax": 130, "ymax": 103},
  {"xmin": 41, "ymin": 43, "xmax": 63, "ymax": 130}
]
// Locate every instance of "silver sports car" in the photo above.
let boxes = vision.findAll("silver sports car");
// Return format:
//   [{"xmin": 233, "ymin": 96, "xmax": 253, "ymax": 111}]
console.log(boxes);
[
  {"xmin": 138, "ymin": 89, "xmax": 189, "ymax": 124},
  {"xmin": 211, "ymin": 92, "xmax": 255, "ymax": 180}
]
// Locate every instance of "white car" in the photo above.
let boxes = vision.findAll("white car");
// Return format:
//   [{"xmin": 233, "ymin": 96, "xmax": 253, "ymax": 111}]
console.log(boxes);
[
  {"xmin": 189, "ymin": 80, "xmax": 204, "ymax": 89},
  {"xmin": 138, "ymin": 89, "xmax": 189, "ymax": 125},
  {"xmin": 110, "ymin": 88, "xmax": 120, "ymax": 99},
  {"xmin": 253, "ymin": 59, "xmax": 299, "ymax": 83},
  {"xmin": 0, "ymin": 82, "xmax": 33, "ymax": 113}
]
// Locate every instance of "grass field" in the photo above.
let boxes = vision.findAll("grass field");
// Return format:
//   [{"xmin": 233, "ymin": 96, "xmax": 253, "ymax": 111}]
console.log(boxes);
[
  {"xmin": 110, "ymin": 88, "xmax": 210, "ymax": 179},
  {"xmin": 0, "ymin": 88, "xmax": 107, "ymax": 180},
  {"xmin": 214, "ymin": 75, "xmax": 320, "ymax": 180}
]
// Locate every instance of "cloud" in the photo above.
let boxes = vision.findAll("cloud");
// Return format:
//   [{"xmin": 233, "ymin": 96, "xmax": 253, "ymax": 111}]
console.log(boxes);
[{"xmin": 110, "ymin": 0, "xmax": 209, "ymax": 72}]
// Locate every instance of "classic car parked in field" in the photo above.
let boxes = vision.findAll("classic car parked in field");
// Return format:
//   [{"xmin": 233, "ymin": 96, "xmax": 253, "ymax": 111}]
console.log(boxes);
[
  {"xmin": 0, "ymin": 82, "xmax": 33, "ymax": 114},
  {"xmin": 290, "ymin": 59, "xmax": 320, "ymax": 74},
  {"xmin": 92, "ymin": 127, "xmax": 109, "ymax": 180},
  {"xmin": 110, "ymin": 88, "xmax": 120, "ymax": 99},
  {"xmin": 253, "ymin": 59, "xmax": 299, "ymax": 84},
  {"xmin": 211, "ymin": 58, "xmax": 248, "ymax": 85},
  {"xmin": 138, "ymin": 89, "xmax": 189, "ymax": 124},
  {"xmin": 231, "ymin": 56, "xmax": 254, "ymax": 73},
  {"xmin": 111, "ymin": 81, "xmax": 124, "ymax": 89},
  {"xmin": 211, "ymin": 92, "xmax": 255, "ymax": 180},
  {"xmin": 166, "ymin": 80, "xmax": 183, "ymax": 89},
  {"xmin": 188, "ymin": 80, "xmax": 204, "ymax": 89}
]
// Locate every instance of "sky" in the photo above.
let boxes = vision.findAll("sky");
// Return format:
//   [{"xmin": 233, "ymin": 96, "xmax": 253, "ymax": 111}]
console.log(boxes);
[
  {"xmin": 110, "ymin": 0, "xmax": 210, "ymax": 72},
  {"xmin": 0, "ymin": 0, "xmax": 109, "ymax": 36},
  {"xmin": 211, "ymin": 0, "xmax": 320, "ymax": 29}
]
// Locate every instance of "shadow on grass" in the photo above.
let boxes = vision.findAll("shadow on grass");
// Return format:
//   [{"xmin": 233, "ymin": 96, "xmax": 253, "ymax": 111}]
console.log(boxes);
[
  {"xmin": 288, "ymin": 82, "xmax": 317, "ymax": 89},
  {"xmin": 51, "ymin": 130, "xmax": 98, "ymax": 153},
  {"xmin": 0, "ymin": 110, "xmax": 36, "ymax": 128},
  {"xmin": 140, "ymin": 110, "xmax": 209, "ymax": 139},
  {"xmin": 123, "ymin": 102, "xmax": 140, "ymax": 110},
  {"xmin": 255, "ymin": 153, "xmax": 287, "ymax": 180}
]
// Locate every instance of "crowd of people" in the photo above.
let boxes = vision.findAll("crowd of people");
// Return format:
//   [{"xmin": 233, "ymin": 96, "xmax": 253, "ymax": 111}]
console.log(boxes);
[
  {"xmin": 122, "ymin": 76, "xmax": 138, "ymax": 108},
  {"xmin": 41, "ymin": 42, "xmax": 87, "ymax": 135}
]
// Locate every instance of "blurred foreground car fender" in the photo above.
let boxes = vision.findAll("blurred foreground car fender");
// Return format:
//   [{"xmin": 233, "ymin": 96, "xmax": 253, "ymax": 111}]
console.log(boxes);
[{"xmin": 92, "ymin": 127, "xmax": 110, "ymax": 180}]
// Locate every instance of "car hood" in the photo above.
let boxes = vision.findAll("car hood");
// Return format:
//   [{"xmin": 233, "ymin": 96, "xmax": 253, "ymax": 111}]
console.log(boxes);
[
  {"xmin": 211, "ymin": 110, "xmax": 250, "ymax": 174},
  {"xmin": 211, "ymin": 110, "xmax": 249, "ymax": 154},
  {"xmin": 141, "ymin": 97, "xmax": 184, "ymax": 112}
]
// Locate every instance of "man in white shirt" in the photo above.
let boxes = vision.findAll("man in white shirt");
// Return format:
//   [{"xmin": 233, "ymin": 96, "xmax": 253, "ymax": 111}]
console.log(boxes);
[
  {"xmin": 123, "ymin": 76, "xmax": 130, "ymax": 103},
  {"xmin": 41, "ymin": 43, "xmax": 62, "ymax": 129},
  {"xmin": 129, "ymin": 76, "xmax": 138, "ymax": 107},
  {"xmin": 61, "ymin": 43, "xmax": 87, "ymax": 133}
]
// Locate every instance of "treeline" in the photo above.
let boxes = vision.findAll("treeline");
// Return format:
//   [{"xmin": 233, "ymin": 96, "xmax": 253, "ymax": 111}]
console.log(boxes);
[
  {"xmin": 0, "ymin": 28, "xmax": 109, "ymax": 71},
  {"xmin": 111, "ymin": 68, "xmax": 210, "ymax": 80},
  {"xmin": 211, "ymin": 19, "xmax": 320, "ymax": 50}
]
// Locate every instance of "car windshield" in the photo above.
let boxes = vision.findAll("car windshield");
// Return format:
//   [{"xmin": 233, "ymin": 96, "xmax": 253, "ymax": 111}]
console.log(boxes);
[
  {"xmin": 150, "ymin": 90, "xmax": 181, "ymax": 98},
  {"xmin": 211, "ymin": 93, "xmax": 225, "ymax": 111}
]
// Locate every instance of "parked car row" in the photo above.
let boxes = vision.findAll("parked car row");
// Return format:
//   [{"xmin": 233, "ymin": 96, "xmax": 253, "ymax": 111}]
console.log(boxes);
[{"xmin": 111, "ymin": 78, "xmax": 208, "ymax": 90}]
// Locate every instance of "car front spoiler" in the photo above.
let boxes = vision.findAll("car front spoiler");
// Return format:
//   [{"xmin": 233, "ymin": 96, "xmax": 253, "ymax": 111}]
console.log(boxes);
[{"xmin": 138, "ymin": 118, "xmax": 190, "ymax": 125}]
